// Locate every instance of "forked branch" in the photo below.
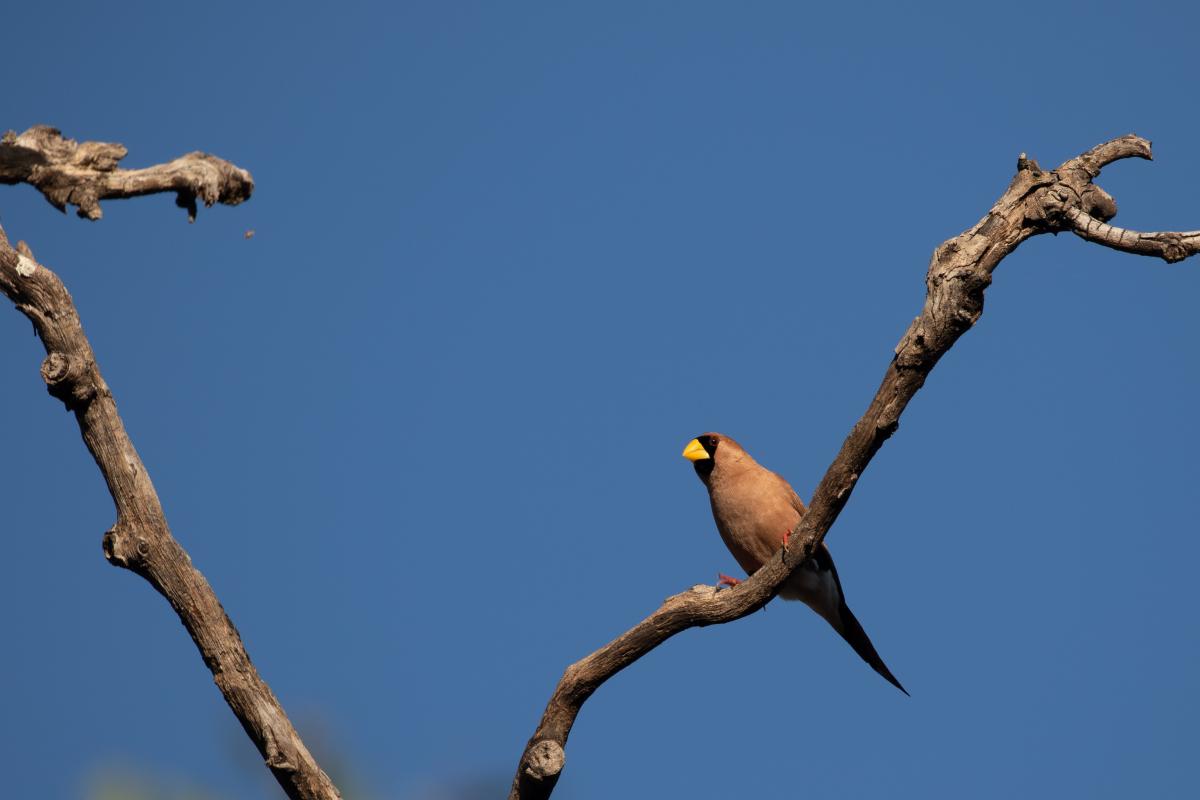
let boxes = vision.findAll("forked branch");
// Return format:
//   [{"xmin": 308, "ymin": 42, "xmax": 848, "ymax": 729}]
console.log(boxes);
[
  {"xmin": 0, "ymin": 130, "xmax": 339, "ymax": 800},
  {"xmin": 509, "ymin": 133, "xmax": 1194, "ymax": 800}
]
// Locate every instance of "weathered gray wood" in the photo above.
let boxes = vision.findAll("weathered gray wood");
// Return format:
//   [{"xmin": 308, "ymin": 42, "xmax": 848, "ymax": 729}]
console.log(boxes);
[
  {"xmin": 509, "ymin": 134, "xmax": 1189, "ymax": 800},
  {"xmin": 0, "ymin": 125, "xmax": 253, "ymax": 221},
  {"xmin": 0, "ymin": 128, "xmax": 340, "ymax": 800},
  {"xmin": 1065, "ymin": 205, "xmax": 1200, "ymax": 262}
]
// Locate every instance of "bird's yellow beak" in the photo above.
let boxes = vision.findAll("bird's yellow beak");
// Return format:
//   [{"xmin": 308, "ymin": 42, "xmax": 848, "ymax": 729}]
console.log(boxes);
[{"xmin": 682, "ymin": 438, "xmax": 710, "ymax": 462}]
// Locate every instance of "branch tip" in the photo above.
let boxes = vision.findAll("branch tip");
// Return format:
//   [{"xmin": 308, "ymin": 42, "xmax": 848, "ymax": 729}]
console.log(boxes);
[
  {"xmin": 1065, "ymin": 207, "xmax": 1200, "ymax": 263},
  {"xmin": 0, "ymin": 125, "xmax": 254, "ymax": 221},
  {"xmin": 1064, "ymin": 134, "xmax": 1153, "ymax": 179}
]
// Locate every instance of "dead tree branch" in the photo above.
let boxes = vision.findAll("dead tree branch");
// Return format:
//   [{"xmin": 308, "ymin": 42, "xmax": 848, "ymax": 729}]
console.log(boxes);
[
  {"xmin": 1064, "ymin": 206, "xmax": 1200, "ymax": 262},
  {"xmin": 0, "ymin": 125, "xmax": 253, "ymax": 221},
  {"xmin": 510, "ymin": 133, "xmax": 1191, "ymax": 800},
  {"xmin": 0, "ymin": 130, "xmax": 340, "ymax": 800}
]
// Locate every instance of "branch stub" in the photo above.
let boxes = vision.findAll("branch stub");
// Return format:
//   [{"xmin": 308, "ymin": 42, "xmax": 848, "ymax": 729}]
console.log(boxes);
[
  {"xmin": 524, "ymin": 740, "xmax": 566, "ymax": 782},
  {"xmin": 40, "ymin": 352, "xmax": 70, "ymax": 384},
  {"xmin": 39, "ymin": 351, "xmax": 94, "ymax": 408},
  {"xmin": 102, "ymin": 523, "xmax": 145, "ymax": 570}
]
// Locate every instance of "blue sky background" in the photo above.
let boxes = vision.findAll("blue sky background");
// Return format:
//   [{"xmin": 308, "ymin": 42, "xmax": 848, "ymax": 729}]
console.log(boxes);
[{"xmin": 1, "ymin": 2, "xmax": 1197, "ymax": 798}]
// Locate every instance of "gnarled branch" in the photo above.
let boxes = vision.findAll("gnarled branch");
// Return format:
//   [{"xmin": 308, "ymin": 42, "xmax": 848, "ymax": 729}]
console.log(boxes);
[
  {"xmin": 510, "ymin": 134, "xmax": 1194, "ymax": 800},
  {"xmin": 0, "ymin": 130, "xmax": 338, "ymax": 800},
  {"xmin": 0, "ymin": 125, "xmax": 253, "ymax": 221}
]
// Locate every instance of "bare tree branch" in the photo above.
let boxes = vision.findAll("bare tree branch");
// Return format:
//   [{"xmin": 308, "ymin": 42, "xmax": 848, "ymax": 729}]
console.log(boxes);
[
  {"xmin": 1065, "ymin": 206, "xmax": 1200, "ymax": 263},
  {"xmin": 510, "ymin": 134, "xmax": 1186, "ymax": 800},
  {"xmin": 0, "ymin": 131, "xmax": 339, "ymax": 800},
  {"xmin": 0, "ymin": 125, "xmax": 253, "ymax": 221}
]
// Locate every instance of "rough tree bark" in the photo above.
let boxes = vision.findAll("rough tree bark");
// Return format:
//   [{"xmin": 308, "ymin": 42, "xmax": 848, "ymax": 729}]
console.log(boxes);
[
  {"xmin": 0, "ymin": 127, "xmax": 341, "ymax": 800},
  {"xmin": 0, "ymin": 125, "xmax": 253, "ymax": 221},
  {"xmin": 509, "ymin": 135, "xmax": 1198, "ymax": 800}
]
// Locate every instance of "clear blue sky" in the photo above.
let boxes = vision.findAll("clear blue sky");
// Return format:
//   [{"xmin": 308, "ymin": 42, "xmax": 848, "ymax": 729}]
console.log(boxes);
[{"xmin": 1, "ymin": 2, "xmax": 1197, "ymax": 798}]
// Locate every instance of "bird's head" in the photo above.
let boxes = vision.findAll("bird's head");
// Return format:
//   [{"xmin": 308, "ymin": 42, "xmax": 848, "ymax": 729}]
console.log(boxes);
[{"xmin": 682, "ymin": 432, "xmax": 747, "ymax": 483}]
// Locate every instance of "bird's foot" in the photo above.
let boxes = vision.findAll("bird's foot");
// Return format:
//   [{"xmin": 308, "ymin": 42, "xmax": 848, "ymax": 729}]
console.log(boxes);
[
  {"xmin": 781, "ymin": 528, "xmax": 792, "ymax": 551},
  {"xmin": 717, "ymin": 572, "xmax": 742, "ymax": 589}
]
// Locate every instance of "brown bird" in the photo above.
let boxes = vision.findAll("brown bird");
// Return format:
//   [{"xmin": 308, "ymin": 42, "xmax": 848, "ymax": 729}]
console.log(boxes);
[{"xmin": 683, "ymin": 432, "xmax": 907, "ymax": 694}]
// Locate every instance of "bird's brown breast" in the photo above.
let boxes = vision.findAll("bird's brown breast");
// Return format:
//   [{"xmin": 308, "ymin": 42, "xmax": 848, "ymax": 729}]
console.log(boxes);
[{"xmin": 708, "ymin": 467, "xmax": 802, "ymax": 574}]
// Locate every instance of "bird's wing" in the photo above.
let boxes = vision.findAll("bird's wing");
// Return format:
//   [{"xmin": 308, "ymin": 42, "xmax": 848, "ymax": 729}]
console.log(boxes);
[{"xmin": 780, "ymin": 476, "xmax": 808, "ymax": 519}]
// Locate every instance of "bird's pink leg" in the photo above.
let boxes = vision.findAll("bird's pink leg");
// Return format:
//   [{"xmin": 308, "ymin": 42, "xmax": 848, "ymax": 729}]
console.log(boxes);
[
  {"xmin": 781, "ymin": 529, "xmax": 792, "ymax": 550},
  {"xmin": 717, "ymin": 572, "xmax": 742, "ymax": 588}
]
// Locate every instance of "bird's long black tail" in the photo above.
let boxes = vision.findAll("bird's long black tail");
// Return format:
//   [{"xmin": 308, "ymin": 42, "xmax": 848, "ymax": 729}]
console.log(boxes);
[{"xmin": 834, "ymin": 602, "xmax": 909, "ymax": 695}]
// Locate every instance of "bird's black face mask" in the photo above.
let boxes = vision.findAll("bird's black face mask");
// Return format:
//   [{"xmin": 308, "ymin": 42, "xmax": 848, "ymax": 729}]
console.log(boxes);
[{"xmin": 682, "ymin": 434, "xmax": 719, "ymax": 481}]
